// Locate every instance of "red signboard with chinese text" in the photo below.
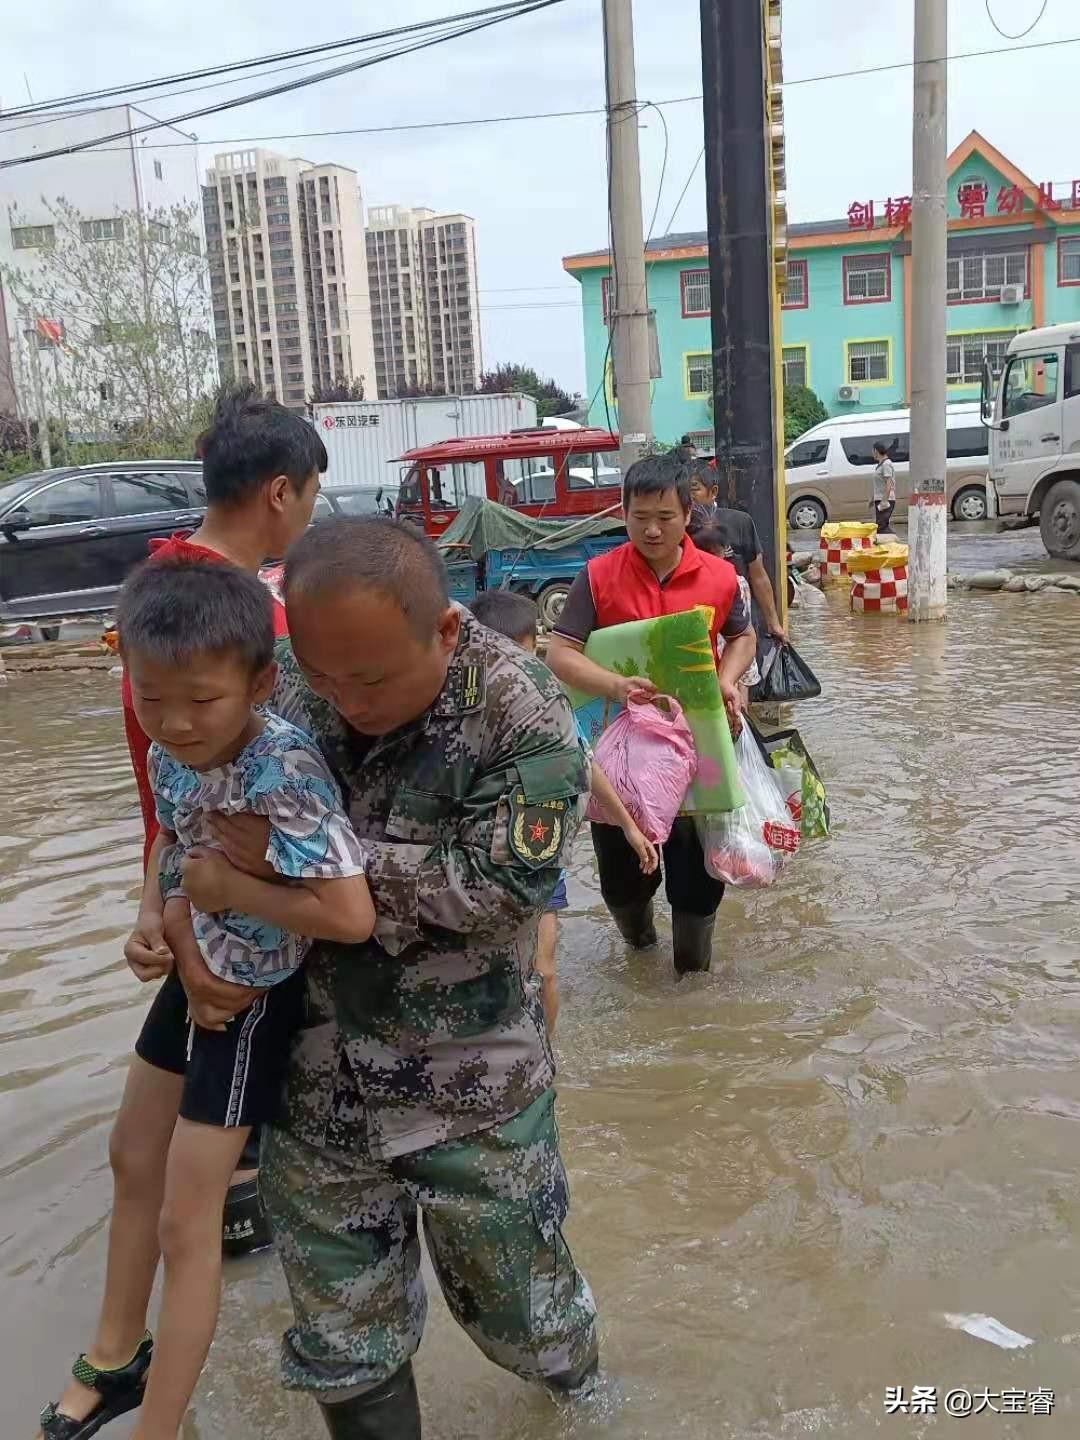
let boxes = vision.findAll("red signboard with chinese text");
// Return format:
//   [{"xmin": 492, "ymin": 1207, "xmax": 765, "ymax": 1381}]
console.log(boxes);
[{"xmin": 847, "ymin": 180, "xmax": 1080, "ymax": 229}]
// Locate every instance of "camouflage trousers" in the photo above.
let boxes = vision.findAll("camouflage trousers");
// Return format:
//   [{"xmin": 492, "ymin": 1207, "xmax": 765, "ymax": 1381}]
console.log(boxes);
[{"xmin": 260, "ymin": 1088, "xmax": 598, "ymax": 1399}]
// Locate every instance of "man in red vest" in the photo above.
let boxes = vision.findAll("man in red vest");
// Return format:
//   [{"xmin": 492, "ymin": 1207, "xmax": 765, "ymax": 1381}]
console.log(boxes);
[{"xmin": 547, "ymin": 450, "xmax": 756, "ymax": 974}]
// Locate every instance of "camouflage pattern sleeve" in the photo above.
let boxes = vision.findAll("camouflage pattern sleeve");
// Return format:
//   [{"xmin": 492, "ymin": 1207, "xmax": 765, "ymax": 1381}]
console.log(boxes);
[{"xmin": 366, "ymin": 672, "xmax": 590, "ymax": 956}]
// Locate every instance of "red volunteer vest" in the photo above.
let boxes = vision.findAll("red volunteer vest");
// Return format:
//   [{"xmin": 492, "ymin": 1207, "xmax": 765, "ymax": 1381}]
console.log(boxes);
[{"xmin": 586, "ymin": 535, "xmax": 739, "ymax": 657}]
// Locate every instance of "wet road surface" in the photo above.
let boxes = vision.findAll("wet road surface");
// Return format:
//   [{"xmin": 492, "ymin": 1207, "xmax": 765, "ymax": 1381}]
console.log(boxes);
[{"xmin": 3, "ymin": 551, "xmax": 1080, "ymax": 1438}]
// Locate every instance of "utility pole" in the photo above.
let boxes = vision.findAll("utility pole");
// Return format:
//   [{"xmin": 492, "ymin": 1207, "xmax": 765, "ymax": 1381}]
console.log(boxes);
[
  {"xmin": 907, "ymin": 0, "xmax": 947, "ymax": 621},
  {"xmin": 602, "ymin": 0, "xmax": 652, "ymax": 475},
  {"xmin": 22, "ymin": 309, "xmax": 51, "ymax": 469},
  {"xmin": 699, "ymin": 0, "xmax": 785, "ymax": 598}
]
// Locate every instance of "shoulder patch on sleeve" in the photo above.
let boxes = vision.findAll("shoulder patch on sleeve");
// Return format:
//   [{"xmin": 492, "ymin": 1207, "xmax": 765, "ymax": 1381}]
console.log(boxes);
[{"xmin": 507, "ymin": 788, "xmax": 571, "ymax": 868}]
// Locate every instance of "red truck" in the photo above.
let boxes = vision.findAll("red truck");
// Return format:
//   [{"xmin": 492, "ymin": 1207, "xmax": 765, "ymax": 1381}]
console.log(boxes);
[{"xmin": 393, "ymin": 426, "xmax": 622, "ymax": 537}]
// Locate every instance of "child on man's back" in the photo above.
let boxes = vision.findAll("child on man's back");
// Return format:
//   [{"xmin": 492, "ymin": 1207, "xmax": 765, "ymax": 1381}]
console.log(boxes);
[{"xmin": 37, "ymin": 559, "xmax": 372, "ymax": 1440}]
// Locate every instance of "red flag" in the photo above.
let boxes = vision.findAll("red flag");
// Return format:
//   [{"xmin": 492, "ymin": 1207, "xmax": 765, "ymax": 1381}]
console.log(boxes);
[{"xmin": 35, "ymin": 317, "xmax": 64, "ymax": 345}]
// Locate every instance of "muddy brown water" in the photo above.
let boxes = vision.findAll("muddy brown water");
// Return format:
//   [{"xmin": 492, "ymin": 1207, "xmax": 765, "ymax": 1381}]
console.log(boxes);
[{"xmin": 3, "ymin": 584, "xmax": 1080, "ymax": 1439}]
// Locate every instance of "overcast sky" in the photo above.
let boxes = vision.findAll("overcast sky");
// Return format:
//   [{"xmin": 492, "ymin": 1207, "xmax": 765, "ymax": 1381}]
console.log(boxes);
[{"xmin": 1, "ymin": 0, "xmax": 1076, "ymax": 393}]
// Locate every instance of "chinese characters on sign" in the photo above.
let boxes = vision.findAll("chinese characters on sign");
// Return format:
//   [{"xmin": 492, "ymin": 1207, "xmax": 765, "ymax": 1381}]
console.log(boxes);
[
  {"xmin": 884, "ymin": 1386, "xmax": 1055, "ymax": 1417},
  {"xmin": 847, "ymin": 179, "xmax": 1080, "ymax": 229},
  {"xmin": 321, "ymin": 414, "xmax": 381, "ymax": 430}
]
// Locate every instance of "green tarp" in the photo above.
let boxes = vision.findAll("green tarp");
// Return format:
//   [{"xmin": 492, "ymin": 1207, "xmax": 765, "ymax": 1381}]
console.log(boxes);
[{"xmin": 435, "ymin": 496, "xmax": 625, "ymax": 561}]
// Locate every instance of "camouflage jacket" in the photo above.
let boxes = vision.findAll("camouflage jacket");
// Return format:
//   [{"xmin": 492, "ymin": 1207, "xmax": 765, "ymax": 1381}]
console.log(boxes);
[{"xmin": 269, "ymin": 609, "xmax": 590, "ymax": 1160}]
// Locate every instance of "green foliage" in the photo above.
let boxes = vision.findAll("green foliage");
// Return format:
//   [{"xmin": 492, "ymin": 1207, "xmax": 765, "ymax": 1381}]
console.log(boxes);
[
  {"xmin": 478, "ymin": 363, "xmax": 576, "ymax": 419},
  {"xmin": 783, "ymin": 384, "xmax": 829, "ymax": 444},
  {"xmin": 309, "ymin": 376, "xmax": 365, "ymax": 404}
]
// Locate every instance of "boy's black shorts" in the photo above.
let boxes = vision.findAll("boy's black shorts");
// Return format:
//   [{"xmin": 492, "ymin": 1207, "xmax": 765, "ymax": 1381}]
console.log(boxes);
[{"xmin": 135, "ymin": 968, "xmax": 305, "ymax": 1129}]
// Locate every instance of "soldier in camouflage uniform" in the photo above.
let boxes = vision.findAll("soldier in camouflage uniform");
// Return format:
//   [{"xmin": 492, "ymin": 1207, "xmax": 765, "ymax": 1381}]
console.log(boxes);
[{"xmin": 165, "ymin": 517, "xmax": 598, "ymax": 1439}]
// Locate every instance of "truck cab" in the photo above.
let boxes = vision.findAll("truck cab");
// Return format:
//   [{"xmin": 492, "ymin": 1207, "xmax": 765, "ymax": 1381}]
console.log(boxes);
[
  {"xmin": 982, "ymin": 323, "xmax": 1080, "ymax": 560},
  {"xmin": 393, "ymin": 427, "xmax": 622, "ymax": 536}
]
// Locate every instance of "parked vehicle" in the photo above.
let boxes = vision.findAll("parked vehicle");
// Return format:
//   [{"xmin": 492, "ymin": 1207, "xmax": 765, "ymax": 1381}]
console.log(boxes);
[
  {"xmin": 0, "ymin": 462, "xmax": 204, "ymax": 626},
  {"xmin": 311, "ymin": 486, "xmax": 394, "ymax": 522},
  {"xmin": 312, "ymin": 392, "xmax": 539, "ymax": 491},
  {"xmin": 981, "ymin": 322, "xmax": 1080, "ymax": 560},
  {"xmin": 437, "ymin": 497, "xmax": 625, "ymax": 629},
  {"xmin": 784, "ymin": 403, "xmax": 990, "ymax": 531},
  {"xmin": 394, "ymin": 427, "xmax": 622, "ymax": 538}
]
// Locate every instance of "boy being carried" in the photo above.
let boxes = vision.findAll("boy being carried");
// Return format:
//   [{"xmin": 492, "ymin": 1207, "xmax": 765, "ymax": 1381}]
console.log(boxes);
[
  {"xmin": 470, "ymin": 589, "xmax": 657, "ymax": 1033},
  {"xmin": 37, "ymin": 560, "xmax": 372, "ymax": 1440}
]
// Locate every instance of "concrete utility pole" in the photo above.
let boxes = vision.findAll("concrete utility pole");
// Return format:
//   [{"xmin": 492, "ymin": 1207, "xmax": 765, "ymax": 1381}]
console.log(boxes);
[
  {"xmin": 602, "ymin": 0, "xmax": 653, "ymax": 475},
  {"xmin": 907, "ymin": 0, "xmax": 947, "ymax": 621},
  {"xmin": 699, "ymin": 0, "xmax": 784, "ymax": 596}
]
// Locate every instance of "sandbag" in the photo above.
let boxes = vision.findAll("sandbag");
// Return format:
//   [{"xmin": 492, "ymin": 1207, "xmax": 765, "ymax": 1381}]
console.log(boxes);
[{"xmin": 585, "ymin": 696, "xmax": 697, "ymax": 844}]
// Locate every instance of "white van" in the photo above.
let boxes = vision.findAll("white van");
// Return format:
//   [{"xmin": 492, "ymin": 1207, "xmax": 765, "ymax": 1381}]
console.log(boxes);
[
  {"xmin": 982, "ymin": 322, "xmax": 1080, "ymax": 560},
  {"xmin": 784, "ymin": 403, "xmax": 990, "ymax": 531}
]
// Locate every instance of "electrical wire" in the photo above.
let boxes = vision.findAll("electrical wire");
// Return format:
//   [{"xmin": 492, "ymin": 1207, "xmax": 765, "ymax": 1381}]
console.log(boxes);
[
  {"xmin": 658, "ymin": 147, "xmax": 704, "ymax": 238},
  {"xmin": 12, "ymin": 31, "xmax": 1080, "ymax": 159},
  {"xmin": 0, "ymin": 2, "xmax": 543, "ymax": 121},
  {"xmin": 984, "ymin": 0, "xmax": 1049, "ymax": 42},
  {"xmin": 0, "ymin": 0, "xmax": 567, "ymax": 170}
]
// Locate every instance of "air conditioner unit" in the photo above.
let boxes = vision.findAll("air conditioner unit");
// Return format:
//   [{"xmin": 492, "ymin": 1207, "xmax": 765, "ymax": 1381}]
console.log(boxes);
[
  {"xmin": 1000, "ymin": 283, "xmax": 1024, "ymax": 305},
  {"xmin": 836, "ymin": 384, "xmax": 860, "ymax": 403}
]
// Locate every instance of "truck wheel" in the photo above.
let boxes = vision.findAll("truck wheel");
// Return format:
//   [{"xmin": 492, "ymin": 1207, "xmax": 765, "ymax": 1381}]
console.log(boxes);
[
  {"xmin": 1039, "ymin": 478, "xmax": 1080, "ymax": 560},
  {"xmin": 951, "ymin": 486, "xmax": 988, "ymax": 522},
  {"xmin": 788, "ymin": 497, "xmax": 826, "ymax": 530},
  {"xmin": 537, "ymin": 582, "xmax": 570, "ymax": 630}
]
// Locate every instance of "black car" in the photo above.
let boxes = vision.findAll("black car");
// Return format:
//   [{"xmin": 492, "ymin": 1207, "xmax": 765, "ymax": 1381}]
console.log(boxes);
[{"xmin": 0, "ymin": 461, "xmax": 205, "ymax": 625}]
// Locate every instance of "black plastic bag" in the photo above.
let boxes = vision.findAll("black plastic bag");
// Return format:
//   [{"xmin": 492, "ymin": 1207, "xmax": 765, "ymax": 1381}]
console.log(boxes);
[{"xmin": 751, "ymin": 642, "xmax": 821, "ymax": 703}]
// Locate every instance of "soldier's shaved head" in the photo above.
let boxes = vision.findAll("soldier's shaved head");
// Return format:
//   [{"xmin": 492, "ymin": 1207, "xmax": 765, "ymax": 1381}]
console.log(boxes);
[{"xmin": 284, "ymin": 516, "xmax": 450, "ymax": 640}]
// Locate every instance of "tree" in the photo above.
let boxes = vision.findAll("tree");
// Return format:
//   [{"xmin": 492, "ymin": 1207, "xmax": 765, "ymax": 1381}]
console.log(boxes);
[
  {"xmin": 309, "ymin": 375, "xmax": 365, "ymax": 405},
  {"xmin": 783, "ymin": 384, "xmax": 829, "ymax": 444},
  {"xmin": 478, "ymin": 363, "xmax": 575, "ymax": 420},
  {"xmin": 1, "ymin": 199, "xmax": 215, "ymax": 457}
]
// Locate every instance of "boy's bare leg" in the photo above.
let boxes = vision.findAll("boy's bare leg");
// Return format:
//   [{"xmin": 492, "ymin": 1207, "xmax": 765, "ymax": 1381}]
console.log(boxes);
[
  {"xmin": 536, "ymin": 911, "xmax": 560, "ymax": 1034},
  {"xmin": 130, "ymin": 1119, "xmax": 250, "ymax": 1440},
  {"xmin": 36, "ymin": 1056, "xmax": 182, "ymax": 1435}
]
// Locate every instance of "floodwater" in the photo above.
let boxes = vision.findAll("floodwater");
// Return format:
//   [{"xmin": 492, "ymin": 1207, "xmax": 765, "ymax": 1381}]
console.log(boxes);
[{"xmin": 4, "ymin": 574, "xmax": 1080, "ymax": 1439}]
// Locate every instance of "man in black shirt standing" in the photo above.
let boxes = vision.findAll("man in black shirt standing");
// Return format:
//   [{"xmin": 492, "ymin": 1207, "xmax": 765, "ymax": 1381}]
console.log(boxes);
[{"xmin": 688, "ymin": 463, "xmax": 787, "ymax": 644}]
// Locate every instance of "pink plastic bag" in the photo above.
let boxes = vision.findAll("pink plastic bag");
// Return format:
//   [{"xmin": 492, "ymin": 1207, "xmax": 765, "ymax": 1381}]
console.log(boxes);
[{"xmin": 585, "ymin": 697, "xmax": 698, "ymax": 844}]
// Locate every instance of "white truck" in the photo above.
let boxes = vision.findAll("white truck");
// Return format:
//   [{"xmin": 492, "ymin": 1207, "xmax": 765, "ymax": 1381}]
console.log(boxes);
[
  {"xmin": 311, "ymin": 392, "xmax": 539, "ymax": 492},
  {"xmin": 981, "ymin": 323, "xmax": 1080, "ymax": 560}
]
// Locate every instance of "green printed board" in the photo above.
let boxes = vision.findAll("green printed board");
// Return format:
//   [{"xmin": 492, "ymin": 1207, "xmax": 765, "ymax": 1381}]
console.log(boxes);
[{"xmin": 567, "ymin": 608, "xmax": 744, "ymax": 813}]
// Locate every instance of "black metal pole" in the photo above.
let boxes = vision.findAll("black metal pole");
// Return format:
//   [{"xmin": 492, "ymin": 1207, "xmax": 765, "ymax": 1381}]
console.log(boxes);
[{"xmin": 699, "ymin": 0, "xmax": 779, "ymax": 592}]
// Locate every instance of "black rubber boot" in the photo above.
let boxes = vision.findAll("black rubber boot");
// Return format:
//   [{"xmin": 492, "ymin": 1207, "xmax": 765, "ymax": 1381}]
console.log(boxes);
[
  {"xmin": 319, "ymin": 1364, "xmax": 422, "ymax": 1440},
  {"xmin": 222, "ymin": 1177, "xmax": 274, "ymax": 1257},
  {"xmin": 609, "ymin": 900, "xmax": 658, "ymax": 949},
  {"xmin": 671, "ymin": 910, "xmax": 716, "ymax": 975}
]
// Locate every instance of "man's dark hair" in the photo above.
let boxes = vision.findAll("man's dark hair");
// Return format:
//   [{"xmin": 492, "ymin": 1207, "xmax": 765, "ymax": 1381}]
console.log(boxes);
[
  {"xmin": 117, "ymin": 559, "xmax": 274, "ymax": 672},
  {"xmin": 470, "ymin": 588, "xmax": 538, "ymax": 643},
  {"xmin": 623, "ymin": 448, "xmax": 692, "ymax": 510},
  {"xmin": 200, "ymin": 382, "xmax": 328, "ymax": 507},
  {"xmin": 284, "ymin": 516, "xmax": 450, "ymax": 640},
  {"xmin": 688, "ymin": 459, "xmax": 718, "ymax": 493},
  {"xmin": 680, "ymin": 433, "xmax": 694, "ymax": 447},
  {"xmin": 872, "ymin": 440, "xmax": 890, "ymax": 457}
]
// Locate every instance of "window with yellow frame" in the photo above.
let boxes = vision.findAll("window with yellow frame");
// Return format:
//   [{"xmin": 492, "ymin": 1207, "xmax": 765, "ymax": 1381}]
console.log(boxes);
[{"xmin": 845, "ymin": 338, "xmax": 891, "ymax": 386}]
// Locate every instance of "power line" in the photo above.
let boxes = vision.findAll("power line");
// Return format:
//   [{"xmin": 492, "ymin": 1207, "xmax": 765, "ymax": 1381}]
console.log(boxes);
[
  {"xmin": 14, "ymin": 29, "xmax": 1080, "ymax": 161},
  {"xmin": 0, "ymin": 2, "xmax": 542, "ymax": 122},
  {"xmin": 984, "ymin": 0, "xmax": 1049, "ymax": 42},
  {"xmin": 0, "ymin": 0, "xmax": 567, "ymax": 170}
]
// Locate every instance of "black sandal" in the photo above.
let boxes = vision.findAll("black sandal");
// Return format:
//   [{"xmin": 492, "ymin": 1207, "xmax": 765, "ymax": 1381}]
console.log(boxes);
[{"xmin": 39, "ymin": 1332, "xmax": 153, "ymax": 1440}]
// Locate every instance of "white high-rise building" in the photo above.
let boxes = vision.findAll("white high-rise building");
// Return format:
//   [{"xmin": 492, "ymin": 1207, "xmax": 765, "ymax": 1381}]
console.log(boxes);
[
  {"xmin": 0, "ymin": 104, "xmax": 207, "ymax": 421},
  {"xmin": 366, "ymin": 206, "xmax": 482, "ymax": 398},
  {"xmin": 203, "ymin": 148, "xmax": 375, "ymax": 410}
]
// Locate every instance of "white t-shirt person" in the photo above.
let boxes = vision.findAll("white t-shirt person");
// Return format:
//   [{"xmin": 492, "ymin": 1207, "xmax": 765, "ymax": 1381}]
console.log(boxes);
[{"xmin": 871, "ymin": 444, "xmax": 897, "ymax": 528}]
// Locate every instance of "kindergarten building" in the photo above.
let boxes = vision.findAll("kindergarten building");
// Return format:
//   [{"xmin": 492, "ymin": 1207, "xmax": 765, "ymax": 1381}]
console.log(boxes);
[{"xmin": 563, "ymin": 131, "xmax": 1080, "ymax": 449}]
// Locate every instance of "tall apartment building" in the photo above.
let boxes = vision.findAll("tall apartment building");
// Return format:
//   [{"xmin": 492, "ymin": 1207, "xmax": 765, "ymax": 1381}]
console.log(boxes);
[
  {"xmin": 203, "ymin": 148, "xmax": 375, "ymax": 410},
  {"xmin": 365, "ymin": 206, "xmax": 482, "ymax": 398}
]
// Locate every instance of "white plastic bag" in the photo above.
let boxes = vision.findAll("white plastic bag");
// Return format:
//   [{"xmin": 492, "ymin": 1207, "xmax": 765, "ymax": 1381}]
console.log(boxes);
[{"xmin": 696, "ymin": 729, "xmax": 800, "ymax": 887}]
